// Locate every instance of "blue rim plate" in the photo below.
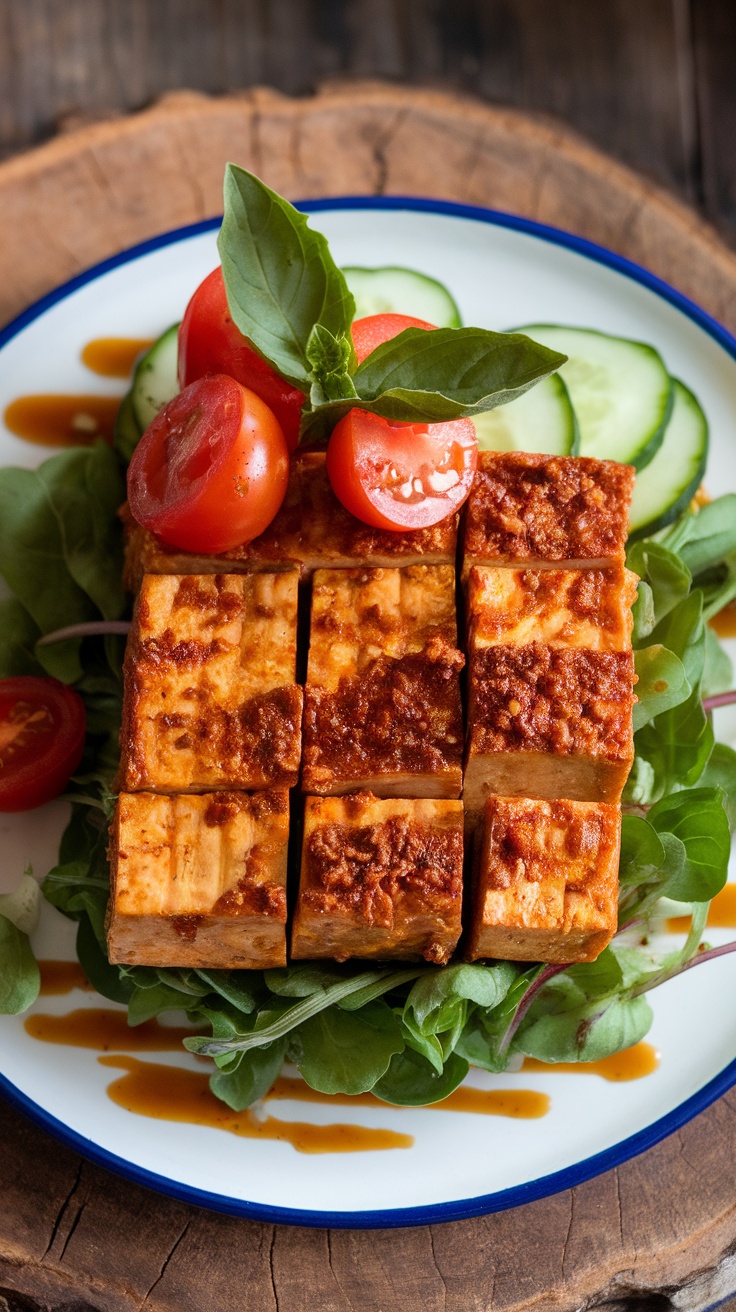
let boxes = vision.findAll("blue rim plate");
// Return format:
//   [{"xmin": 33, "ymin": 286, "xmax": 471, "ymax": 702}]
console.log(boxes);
[{"xmin": 1, "ymin": 195, "xmax": 736, "ymax": 1229}]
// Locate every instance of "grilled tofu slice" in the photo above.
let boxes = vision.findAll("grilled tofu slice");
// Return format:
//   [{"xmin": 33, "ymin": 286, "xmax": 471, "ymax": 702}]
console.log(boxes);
[
  {"xmin": 302, "ymin": 565, "xmax": 465, "ymax": 798},
  {"xmin": 466, "ymin": 565, "xmax": 638, "ymax": 652},
  {"xmin": 122, "ymin": 451, "xmax": 457, "ymax": 591},
  {"xmin": 119, "ymin": 573, "xmax": 302, "ymax": 792},
  {"xmin": 463, "ymin": 451, "xmax": 635, "ymax": 576},
  {"xmin": 291, "ymin": 793, "xmax": 464, "ymax": 964},
  {"xmin": 465, "ymin": 795, "xmax": 620, "ymax": 964},
  {"xmin": 107, "ymin": 790, "xmax": 289, "ymax": 968},
  {"xmin": 463, "ymin": 643, "xmax": 636, "ymax": 818}
]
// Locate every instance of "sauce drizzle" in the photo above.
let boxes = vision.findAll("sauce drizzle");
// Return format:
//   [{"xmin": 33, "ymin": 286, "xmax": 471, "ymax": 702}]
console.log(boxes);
[
  {"xmin": 268, "ymin": 1076, "xmax": 549, "ymax": 1118},
  {"xmin": 81, "ymin": 337, "xmax": 153, "ymax": 378},
  {"xmin": 98, "ymin": 1056, "xmax": 413, "ymax": 1154},
  {"xmin": 522, "ymin": 1041, "xmax": 659, "ymax": 1082},
  {"xmin": 24, "ymin": 1008, "xmax": 199, "ymax": 1052},
  {"xmin": 668, "ymin": 884, "xmax": 736, "ymax": 933},
  {"xmin": 710, "ymin": 604, "xmax": 736, "ymax": 639},
  {"xmin": 38, "ymin": 960, "xmax": 94, "ymax": 996},
  {"xmin": 4, "ymin": 394, "xmax": 120, "ymax": 447}
]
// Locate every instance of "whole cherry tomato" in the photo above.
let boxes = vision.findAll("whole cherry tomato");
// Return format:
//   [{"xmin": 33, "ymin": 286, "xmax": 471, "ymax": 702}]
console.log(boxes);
[
  {"xmin": 178, "ymin": 266, "xmax": 305, "ymax": 452},
  {"xmin": 128, "ymin": 374, "xmax": 289, "ymax": 553}
]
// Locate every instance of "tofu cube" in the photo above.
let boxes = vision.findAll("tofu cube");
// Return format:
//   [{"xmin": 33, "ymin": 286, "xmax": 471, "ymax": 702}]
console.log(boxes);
[
  {"xmin": 291, "ymin": 793, "xmax": 464, "ymax": 964},
  {"xmin": 465, "ymin": 796, "xmax": 620, "ymax": 964},
  {"xmin": 463, "ymin": 451, "xmax": 635, "ymax": 575},
  {"xmin": 122, "ymin": 451, "xmax": 457, "ymax": 591},
  {"xmin": 464, "ymin": 644, "xmax": 636, "ymax": 817},
  {"xmin": 302, "ymin": 565, "xmax": 464, "ymax": 798},
  {"xmin": 120, "ymin": 573, "xmax": 302, "ymax": 792},
  {"xmin": 467, "ymin": 565, "xmax": 638, "ymax": 652},
  {"xmin": 107, "ymin": 790, "xmax": 289, "ymax": 968}
]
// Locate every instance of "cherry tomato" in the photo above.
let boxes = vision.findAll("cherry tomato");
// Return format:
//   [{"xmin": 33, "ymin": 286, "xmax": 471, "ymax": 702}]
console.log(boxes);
[
  {"xmin": 351, "ymin": 313, "xmax": 435, "ymax": 366},
  {"xmin": 0, "ymin": 677, "xmax": 86, "ymax": 812},
  {"xmin": 178, "ymin": 266, "xmax": 305, "ymax": 452},
  {"xmin": 326, "ymin": 409, "xmax": 477, "ymax": 531},
  {"xmin": 128, "ymin": 374, "xmax": 289, "ymax": 553}
]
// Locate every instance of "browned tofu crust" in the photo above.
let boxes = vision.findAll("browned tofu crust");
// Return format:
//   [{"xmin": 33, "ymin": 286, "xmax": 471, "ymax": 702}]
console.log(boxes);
[
  {"xmin": 463, "ymin": 451, "xmax": 635, "ymax": 571},
  {"xmin": 467, "ymin": 565, "xmax": 638, "ymax": 651},
  {"xmin": 302, "ymin": 566, "xmax": 465, "ymax": 797},
  {"xmin": 465, "ymin": 796, "xmax": 620, "ymax": 964},
  {"xmin": 122, "ymin": 451, "xmax": 457, "ymax": 589},
  {"xmin": 107, "ymin": 789, "xmax": 289, "ymax": 969},
  {"xmin": 120, "ymin": 573, "xmax": 302, "ymax": 792},
  {"xmin": 468, "ymin": 644, "xmax": 635, "ymax": 761},
  {"xmin": 291, "ymin": 794, "xmax": 464, "ymax": 964}
]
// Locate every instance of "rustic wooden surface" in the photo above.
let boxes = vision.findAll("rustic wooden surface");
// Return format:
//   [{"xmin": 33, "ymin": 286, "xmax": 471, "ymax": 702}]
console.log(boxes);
[
  {"xmin": 2, "ymin": 0, "xmax": 736, "ymax": 251},
  {"xmin": 2, "ymin": 83, "xmax": 736, "ymax": 1311}
]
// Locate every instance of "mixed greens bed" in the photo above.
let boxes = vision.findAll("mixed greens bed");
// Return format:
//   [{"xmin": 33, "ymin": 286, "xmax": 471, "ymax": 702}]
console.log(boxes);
[{"xmin": 1, "ymin": 169, "xmax": 736, "ymax": 1112}]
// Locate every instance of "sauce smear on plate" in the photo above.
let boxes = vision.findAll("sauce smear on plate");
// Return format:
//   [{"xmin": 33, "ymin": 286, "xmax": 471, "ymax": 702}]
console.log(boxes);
[
  {"xmin": 24, "ymin": 1008, "xmax": 199, "ymax": 1052},
  {"xmin": 4, "ymin": 394, "xmax": 120, "ymax": 447},
  {"xmin": 668, "ymin": 885, "xmax": 736, "ymax": 932},
  {"xmin": 81, "ymin": 337, "xmax": 153, "ymax": 377},
  {"xmin": 38, "ymin": 960, "xmax": 94, "ymax": 996},
  {"xmin": 522, "ymin": 1042, "xmax": 659, "ymax": 1082}
]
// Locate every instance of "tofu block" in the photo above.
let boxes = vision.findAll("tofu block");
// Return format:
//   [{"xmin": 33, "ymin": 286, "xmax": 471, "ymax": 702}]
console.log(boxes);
[
  {"xmin": 464, "ymin": 644, "xmax": 635, "ymax": 817},
  {"xmin": 291, "ymin": 793, "xmax": 464, "ymax": 964},
  {"xmin": 302, "ymin": 565, "xmax": 464, "ymax": 798},
  {"xmin": 119, "ymin": 573, "xmax": 302, "ymax": 792},
  {"xmin": 465, "ymin": 796, "xmax": 620, "ymax": 964},
  {"xmin": 122, "ymin": 451, "xmax": 457, "ymax": 591},
  {"xmin": 463, "ymin": 451, "xmax": 635, "ymax": 575},
  {"xmin": 107, "ymin": 790, "xmax": 289, "ymax": 968},
  {"xmin": 467, "ymin": 565, "xmax": 638, "ymax": 652}
]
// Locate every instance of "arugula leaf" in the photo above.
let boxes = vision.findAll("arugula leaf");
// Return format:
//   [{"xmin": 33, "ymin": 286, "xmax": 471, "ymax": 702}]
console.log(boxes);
[
  {"xmin": 218, "ymin": 164, "xmax": 355, "ymax": 387},
  {"xmin": 663, "ymin": 495, "xmax": 736, "ymax": 576},
  {"xmin": 288, "ymin": 1000, "xmax": 404, "ymax": 1095},
  {"xmin": 626, "ymin": 540, "xmax": 691, "ymax": 636},
  {"xmin": 0, "ymin": 598, "xmax": 43, "ymax": 678},
  {"xmin": 633, "ymin": 644, "xmax": 689, "ymax": 729},
  {"xmin": 374, "ymin": 1047, "xmax": 469, "ymax": 1105},
  {"xmin": 517, "ymin": 995, "xmax": 654, "ymax": 1063},
  {"xmin": 700, "ymin": 742, "xmax": 736, "ymax": 830},
  {"xmin": 703, "ymin": 624, "xmax": 733, "ymax": 697},
  {"xmin": 634, "ymin": 685, "xmax": 714, "ymax": 801},
  {"xmin": 647, "ymin": 787, "xmax": 731, "ymax": 902},
  {"xmin": 210, "ymin": 1039, "xmax": 288, "ymax": 1110},
  {"xmin": 349, "ymin": 326, "xmax": 567, "ymax": 423},
  {"xmin": 0, "ymin": 915, "xmax": 40, "ymax": 1014}
]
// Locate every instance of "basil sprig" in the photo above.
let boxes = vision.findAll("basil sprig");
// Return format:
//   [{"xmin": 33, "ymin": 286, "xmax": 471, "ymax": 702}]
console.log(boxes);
[{"xmin": 218, "ymin": 164, "xmax": 567, "ymax": 440}]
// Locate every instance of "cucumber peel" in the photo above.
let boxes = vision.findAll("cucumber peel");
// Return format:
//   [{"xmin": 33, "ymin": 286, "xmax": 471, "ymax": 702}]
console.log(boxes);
[{"xmin": 628, "ymin": 379, "xmax": 708, "ymax": 540}]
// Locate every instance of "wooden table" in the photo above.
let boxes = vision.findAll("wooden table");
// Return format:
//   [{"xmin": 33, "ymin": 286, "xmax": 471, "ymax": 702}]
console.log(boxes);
[{"xmin": 3, "ymin": 83, "xmax": 736, "ymax": 1312}]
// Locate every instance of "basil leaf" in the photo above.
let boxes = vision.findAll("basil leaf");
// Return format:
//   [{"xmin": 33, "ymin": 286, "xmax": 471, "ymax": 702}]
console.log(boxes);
[
  {"xmin": 648, "ymin": 787, "xmax": 731, "ymax": 902},
  {"xmin": 350, "ymin": 326, "xmax": 566, "ymax": 422},
  {"xmin": 218, "ymin": 164, "xmax": 354, "ymax": 387},
  {"xmin": 306, "ymin": 323, "xmax": 358, "ymax": 404},
  {"xmin": 633, "ymin": 644, "xmax": 690, "ymax": 729},
  {"xmin": 373, "ymin": 1047, "xmax": 469, "ymax": 1106},
  {"xmin": 288, "ymin": 1000, "xmax": 403, "ymax": 1095},
  {"xmin": 0, "ymin": 914, "xmax": 40, "ymax": 1015}
]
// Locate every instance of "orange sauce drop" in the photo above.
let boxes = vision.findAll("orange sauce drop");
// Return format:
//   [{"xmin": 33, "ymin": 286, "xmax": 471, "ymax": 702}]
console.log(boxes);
[
  {"xmin": 668, "ymin": 884, "xmax": 736, "ymax": 933},
  {"xmin": 709, "ymin": 604, "xmax": 736, "ymax": 639},
  {"xmin": 98, "ymin": 1056, "xmax": 413, "ymax": 1154},
  {"xmin": 38, "ymin": 960, "xmax": 94, "ymax": 996},
  {"xmin": 267, "ymin": 1076, "xmax": 549, "ymax": 1118},
  {"xmin": 24, "ymin": 1008, "xmax": 199, "ymax": 1052},
  {"xmin": 81, "ymin": 337, "xmax": 153, "ymax": 377},
  {"xmin": 4, "ymin": 394, "xmax": 120, "ymax": 447},
  {"xmin": 522, "ymin": 1041, "xmax": 660, "ymax": 1082}
]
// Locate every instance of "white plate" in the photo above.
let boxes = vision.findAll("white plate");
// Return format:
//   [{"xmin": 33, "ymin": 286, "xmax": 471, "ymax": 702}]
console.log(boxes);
[{"xmin": 1, "ymin": 198, "xmax": 736, "ymax": 1228}]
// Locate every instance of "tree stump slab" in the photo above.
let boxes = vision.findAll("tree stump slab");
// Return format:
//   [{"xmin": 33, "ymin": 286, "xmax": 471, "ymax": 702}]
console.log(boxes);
[{"xmin": 1, "ymin": 82, "xmax": 736, "ymax": 1312}]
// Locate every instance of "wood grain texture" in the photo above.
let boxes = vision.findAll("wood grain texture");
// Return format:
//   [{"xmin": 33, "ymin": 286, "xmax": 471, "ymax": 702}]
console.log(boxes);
[
  {"xmin": 3, "ymin": 82, "xmax": 736, "ymax": 1310},
  {"xmin": 2, "ymin": 80, "xmax": 736, "ymax": 338}
]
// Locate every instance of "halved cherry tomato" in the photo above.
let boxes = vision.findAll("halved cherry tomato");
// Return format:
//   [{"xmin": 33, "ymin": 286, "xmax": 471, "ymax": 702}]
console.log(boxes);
[
  {"xmin": 178, "ymin": 267, "xmax": 305, "ymax": 452},
  {"xmin": 326, "ymin": 409, "xmax": 477, "ymax": 531},
  {"xmin": 0, "ymin": 677, "xmax": 86, "ymax": 812},
  {"xmin": 128, "ymin": 374, "xmax": 289, "ymax": 553},
  {"xmin": 351, "ymin": 313, "xmax": 435, "ymax": 366}
]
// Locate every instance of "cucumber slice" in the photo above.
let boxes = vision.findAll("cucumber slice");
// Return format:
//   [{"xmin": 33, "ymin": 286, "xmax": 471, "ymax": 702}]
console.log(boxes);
[
  {"xmin": 513, "ymin": 325, "xmax": 672, "ymax": 469},
  {"xmin": 131, "ymin": 323, "xmax": 180, "ymax": 431},
  {"xmin": 114, "ymin": 390, "xmax": 143, "ymax": 463},
  {"xmin": 472, "ymin": 374, "xmax": 579, "ymax": 456},
  {"xmin": 342, "ymin": 266, "xmax": 462, "ymax": 327},
  {"xmin": 628, "ymin": 379, "xmax": 708, "ymax": 540}
]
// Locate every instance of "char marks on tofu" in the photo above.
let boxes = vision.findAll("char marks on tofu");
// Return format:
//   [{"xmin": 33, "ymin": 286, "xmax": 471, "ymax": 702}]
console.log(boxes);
[
  {"xmin": 119, "ymin": 572, "xmax": 302, "ymax": 792},
  {"xmin": 467, "ymin": 565, "xmax": 638, "ymax": 651},
  {"xmin": 466, "ymin": 796, "xmax": 621, "ymax": 964},
  {"xmin": 122, "ymin": 450, "xmax": 458, "ymax": 590},
  {"xmin": 107, "ymin": 789, "xmax": 290, "ymax": 968},
  {"xmin": 463, "ymin": 451, "xmax": 634, "ymax": 574},
  {"xmin": 302, "ymin": 565, "xmax": 465, "ymax": 798},
  {"xmin": 292, "ymin": 794, "xmax": 464, "ymax": 964}
]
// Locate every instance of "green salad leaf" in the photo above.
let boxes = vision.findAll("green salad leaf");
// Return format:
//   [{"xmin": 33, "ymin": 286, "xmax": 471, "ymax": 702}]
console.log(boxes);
[{"xmin": 0, "ymin": 915, "xmax": 40, "ymax": 1015}]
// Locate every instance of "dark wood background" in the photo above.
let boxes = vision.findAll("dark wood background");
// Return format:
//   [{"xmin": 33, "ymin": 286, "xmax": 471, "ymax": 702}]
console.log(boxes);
[{"xmin": 1, "ymin": 0, "xmax": 736, "ymax": 244}]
